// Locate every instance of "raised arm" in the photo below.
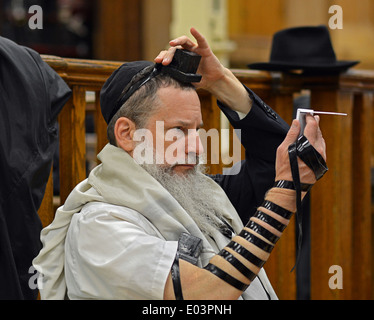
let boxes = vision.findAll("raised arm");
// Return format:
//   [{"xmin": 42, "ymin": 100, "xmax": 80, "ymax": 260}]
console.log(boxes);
[
  {"xmin": 154, "ymin": 27, "xmax": 252, "ymax": 115},
  {"xmin": 163, "ymin": 116, "xmax": 326, "ymax": 299}
]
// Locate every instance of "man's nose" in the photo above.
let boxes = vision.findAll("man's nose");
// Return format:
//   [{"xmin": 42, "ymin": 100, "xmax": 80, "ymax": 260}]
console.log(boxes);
[{"xmin": 186, "ymin": 130, "xmax": 204, "ymax": 156}]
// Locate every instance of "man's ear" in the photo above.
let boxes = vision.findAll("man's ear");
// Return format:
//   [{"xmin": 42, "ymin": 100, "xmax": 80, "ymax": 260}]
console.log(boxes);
[{"xmin": 114, "ymin": 117, "xmax": 137, "ymax": 154}]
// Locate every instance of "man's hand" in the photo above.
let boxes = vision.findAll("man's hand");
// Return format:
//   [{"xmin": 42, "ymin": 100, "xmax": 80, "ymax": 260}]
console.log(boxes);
[
  {"xmin": 275, "ymin": 115, "xmax": 327, "ymax": 185},
  {"xmin": 155, "ymin": 27, "xmax": 225, "ymax": 92},
  {"xmin": 155, "ymin": 27, "xmax": 252, "ymax": 114}
]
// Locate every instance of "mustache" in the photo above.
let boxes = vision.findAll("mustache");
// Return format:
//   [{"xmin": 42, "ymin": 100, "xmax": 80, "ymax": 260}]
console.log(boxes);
[{"xmin": 169, "ymin": 153, "xmax": 201, "ymax": 167}]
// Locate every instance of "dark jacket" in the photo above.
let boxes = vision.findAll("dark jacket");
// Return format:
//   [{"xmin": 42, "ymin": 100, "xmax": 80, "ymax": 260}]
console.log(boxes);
[
  {"xmin": 212, "ymin": 87, "xmax": 289, "ymax": 224},
  {"xmin": 0, "ymin": 37, "xmax": 71, "ymax": 299}
]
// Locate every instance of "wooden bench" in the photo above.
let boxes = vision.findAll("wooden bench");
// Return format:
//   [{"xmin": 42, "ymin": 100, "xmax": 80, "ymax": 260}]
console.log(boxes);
[{"xmin": 39, "ymin": 55, "xmax": 374, "ymax": 300}]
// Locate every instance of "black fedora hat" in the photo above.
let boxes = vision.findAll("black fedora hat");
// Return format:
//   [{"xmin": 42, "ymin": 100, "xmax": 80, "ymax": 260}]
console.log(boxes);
[{"xmin": 248, "ymin": 25, "xmax": 359, "ymax": 73}]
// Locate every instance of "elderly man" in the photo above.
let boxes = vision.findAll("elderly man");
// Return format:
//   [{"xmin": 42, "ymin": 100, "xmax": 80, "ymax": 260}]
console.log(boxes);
[{"xmin": 33, "ymin": 28, "xmax": 326, "ymax": 300}]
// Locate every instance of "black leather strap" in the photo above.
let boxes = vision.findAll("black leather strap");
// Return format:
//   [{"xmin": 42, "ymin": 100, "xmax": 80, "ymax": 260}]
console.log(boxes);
[
  {"xmin": 261, "ymin": 200, "xmax": 293, "ymax": 220},
  {"xmin": 245, "ymin": 220, "xmax": 280, "ymax": 244},
  {"xmin": 171, "ymin": 252, "xmax": 183, "ymax": 300},
  {"xmin": 296, "ymin": 135, "xmax": 328, "ymax": 180},
  {"xmin": 288, "ymin": 141, "xmax": 303, "ymax": 271},
  {"xmin": 204, "ymin": 263, "xmax": 249, "ymax": 291},
  {"xmin": 238, "ymin": 230, "xmax": 274, "ymax": 253},
  {"xmin": 273, "ymin": 180, "xmax": 312, "ymax": 193},
  {"xmin": 219, "ymin": 249, "xmax": 257, "ymax": 281},
  {"xmin": 288, "ymin": 135, "xmax": 328, "ymax": 271},
  {"xmin": 170, "ymin": 232, "xmax": 203, "ymax": 300},
  {"xmin": 225, "ymin": 241, "xmax": 266, "ymax": 268},
  {"xmin": 253, "ymin": 210, "xmax": 287, "ymax": 233}
]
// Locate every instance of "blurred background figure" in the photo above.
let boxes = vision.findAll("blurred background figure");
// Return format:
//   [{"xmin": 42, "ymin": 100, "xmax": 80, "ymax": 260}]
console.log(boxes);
[{"xmin": 0, "ymin": 36, "xmax": 71, "ymax": 299}]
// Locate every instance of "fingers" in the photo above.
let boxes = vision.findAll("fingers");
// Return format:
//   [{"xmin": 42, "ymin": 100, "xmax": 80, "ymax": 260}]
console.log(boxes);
[
  {"xmin": 277, "ymin": 115, "xmax": 325, "ymax": 159},
  {"xmin": 275, "ymin": 120, "xmax": 300, "ymax": 167},
  {"xmin": 275, "ymin": 117, "xmax": 325, "ymax": 184},
  {"xmin": 303, "ymin": 115, "xmax": 326, "ymax": 160},
  {"xmin": 275, "ymin": 121, "xmax": 299, "ymax": 182},
  {"xmin": 169, "ymin": 35, "xmax": 197, "ymax": 51},
  {"xmin": 154, "ymin": 37, "xmax": 194, "ymax": 65},
  {"xmin": 304, "ymin": 115, "xmax": 319, "ymax": 137},
  {"xmin": 154, "ymin": 50, "xmax": 168, "ymax": 64},
  {"xmin": 154, "ymin": 46, "xmax": 182, "ymax": 65},
  {"xmin": 189, "ymin": 27, "xmax": 210, "ymax": 49},
  {"xmin": 169, "ymin": 27, "xmax": 208, "ymax": 50},
  {"xmin": 281, "ymin": 120, "xmax": 300, "ymax": 147},
  {"xmin": 154, "ymin": 27, "xmax": 209, "ymax": 65}
]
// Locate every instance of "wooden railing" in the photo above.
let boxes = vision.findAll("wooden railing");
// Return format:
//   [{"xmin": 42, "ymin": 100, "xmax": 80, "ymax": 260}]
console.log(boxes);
[{"xmin": 38, "ymin": 55, "xmax": 373, "ymax": 300}]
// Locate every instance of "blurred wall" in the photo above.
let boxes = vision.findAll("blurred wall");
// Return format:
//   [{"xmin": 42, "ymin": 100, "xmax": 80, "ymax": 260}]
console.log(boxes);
[
  {"xmin": 135, "ymin": 0, "xmax": 374, "ymax": 70},
  {"xmin": 2, "ymin": 0, "xmax": 372, "ymax": 70},
  {"xmin": 227, "ymin": 0, "xmax": 374, "ymax": 69}
]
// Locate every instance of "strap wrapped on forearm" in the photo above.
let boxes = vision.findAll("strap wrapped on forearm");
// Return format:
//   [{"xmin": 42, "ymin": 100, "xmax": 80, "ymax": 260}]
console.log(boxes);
[
  {"xmin": 203, "ymin": 135, "xmax": 327, "ymax": 291},
  {"xmin": 273, "ymin": 180, "xmax": 312, "ymax": 193},
  {"xmin": 203, "ymin": 206, "xmax": 286, "ymax": 292}
]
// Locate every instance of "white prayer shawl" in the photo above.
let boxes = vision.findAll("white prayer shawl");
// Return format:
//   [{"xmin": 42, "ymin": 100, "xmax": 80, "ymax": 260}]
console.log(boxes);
[{"xmin": 33, "ymin": 143, "xmax": 277, "ymax": 300}]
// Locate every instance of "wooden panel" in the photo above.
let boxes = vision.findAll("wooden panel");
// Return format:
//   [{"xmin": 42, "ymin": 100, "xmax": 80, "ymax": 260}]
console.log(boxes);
[
  {"xmin": 94, "ymin": 0, "xmax": 142, "ymax": 61},
  {"xmin": 37, "ymin": 166, "xmax": 54, "ymax": 227},
  {"xmin": 270, "ymin": 92, "xmax": 294, "ymax": 125},
  {"xmin": 59, "ymin": 86, "xmax": 87, "ymax": 204},
  {"xmin": 41, "ymin": 55, "xmax": 121, "ymax": 88},
  {"xmin": 142, "ymin": 0, "xmax": 172, "ymax": 61},
  {"xmin": 351, "ymin": 92, "xmax": 372, "ymax": 299},
  {"xmin": 228, "ymin": 0, "xmax": 285, "ymax": 36},
  {"xmin": 198, "ymin": 90, "xmax": 222, "ymax": 175},
  {"xmin": 310, "ymin": 90, "xmax": 353, "ymax": 300}
]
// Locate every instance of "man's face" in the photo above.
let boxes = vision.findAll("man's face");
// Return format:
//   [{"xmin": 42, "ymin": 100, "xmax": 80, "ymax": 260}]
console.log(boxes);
[
  {"xmin": 134, "ymin": 86, "xmax": 226, "ymax": 237},
  {"xmin": 142, "ymin": 86, "xmax": 204, "ymax": 175}
]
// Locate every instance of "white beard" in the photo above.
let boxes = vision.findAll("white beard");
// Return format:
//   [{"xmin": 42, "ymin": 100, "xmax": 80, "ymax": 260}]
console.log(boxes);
[{"xmin": 139, "ymin": 161, "xmax": 227, "ymax": 237}]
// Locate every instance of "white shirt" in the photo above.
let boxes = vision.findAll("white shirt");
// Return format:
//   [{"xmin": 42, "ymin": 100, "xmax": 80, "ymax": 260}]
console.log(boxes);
[
  {"xmin": 65, "ymin": 201, "xmax": 276, "ymax": 300},
  {"xmin": 65, "ymin": 202, "xmax": 177, "ymax": 299}
]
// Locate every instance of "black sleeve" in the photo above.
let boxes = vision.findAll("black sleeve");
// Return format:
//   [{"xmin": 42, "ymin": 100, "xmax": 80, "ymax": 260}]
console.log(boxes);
[{"xmin": 210, "ymin": 86, "xmax": 289, "ymax": 224}]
